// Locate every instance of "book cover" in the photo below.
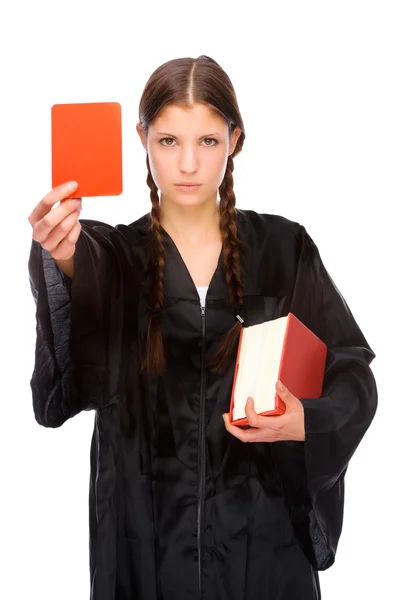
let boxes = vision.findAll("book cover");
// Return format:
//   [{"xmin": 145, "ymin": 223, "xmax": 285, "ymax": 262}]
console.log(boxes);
[
  {"xmin": 229, "ymin": 312, "xmax": 327, "ymax": 426},
  {"xmin": 51, "ymin": 101, "xmax": 123, "ymax": 198}
]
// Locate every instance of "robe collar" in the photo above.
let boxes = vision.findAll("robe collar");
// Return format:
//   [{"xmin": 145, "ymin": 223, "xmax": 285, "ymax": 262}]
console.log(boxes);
[{"xmin": 135, "ymin": 209, "xmax": 260, "ymax": 302}]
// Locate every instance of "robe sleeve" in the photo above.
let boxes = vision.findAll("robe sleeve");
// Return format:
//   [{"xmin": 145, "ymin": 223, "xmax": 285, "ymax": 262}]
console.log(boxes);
[
  {"xmin": 270, "ymin": 224, "xmax": 378, "ymax": 571},
  {"xmin": 28, "ymin": 219, "xmax": 125, "ymax": 428}
]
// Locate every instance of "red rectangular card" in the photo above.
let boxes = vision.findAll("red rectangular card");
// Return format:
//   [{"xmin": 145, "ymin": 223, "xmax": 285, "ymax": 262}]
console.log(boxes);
[{"xmin": 51, "ymin": 102, "xmax": 123, "ymax": 198}]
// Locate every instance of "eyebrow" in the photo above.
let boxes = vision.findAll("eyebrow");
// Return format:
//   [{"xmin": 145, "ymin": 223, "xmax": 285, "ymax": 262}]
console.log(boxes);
[{"xmin": 156, "ymin": 132, "xmax": 222, "ymax": 138}]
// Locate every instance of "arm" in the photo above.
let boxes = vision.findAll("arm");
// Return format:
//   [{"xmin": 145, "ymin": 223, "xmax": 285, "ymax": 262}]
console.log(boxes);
[
  {"xmin": 271, "ymin": 224, "xmax": 377, "ymax": 570},
  {"xmin": 28, "ymin": 220, "xmax": 124, "ymax": 428},
  {"xmin": 54, "ymin": 256, "xmax": 74, "ymax": 279}
]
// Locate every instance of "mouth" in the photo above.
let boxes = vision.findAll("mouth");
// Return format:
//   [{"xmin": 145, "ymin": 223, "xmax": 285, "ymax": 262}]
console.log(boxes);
[{"xmin": 175, "ymin": 184, "xmax": 202, "ymax": 192}]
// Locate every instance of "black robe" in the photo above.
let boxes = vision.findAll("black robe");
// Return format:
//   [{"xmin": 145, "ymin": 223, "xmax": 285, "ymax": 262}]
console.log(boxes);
[{"xmin": 28, "ymin": 208, "xmax": 377, "ymax": 600}]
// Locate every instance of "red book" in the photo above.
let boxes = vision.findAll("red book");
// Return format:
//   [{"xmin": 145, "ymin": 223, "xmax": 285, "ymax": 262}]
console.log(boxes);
[
  {"xmin": 229, "ymin": 312, "xmax": 327, "ymax": 426},
  {"xmin": 51, "ymin": 101, "xmax": 123, "ymax": 198}
]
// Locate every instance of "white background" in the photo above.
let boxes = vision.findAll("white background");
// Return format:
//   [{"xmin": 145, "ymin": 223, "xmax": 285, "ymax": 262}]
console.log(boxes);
[{"xmin": 1, "ymin": 1, "xmax": 397, "ymax": 598}]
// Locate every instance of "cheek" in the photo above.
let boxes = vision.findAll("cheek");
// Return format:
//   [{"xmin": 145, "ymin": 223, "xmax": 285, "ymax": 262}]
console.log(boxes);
[
  {"xmin": 210, "ymin": 153, "xmax": 229, "ymax": 185},
  {"xmin": 203, "ymin": 151, "xmax": 228, "ymax": 177},
  {"xmin": 148, "ymin": 150, "xmax": 171, "ymax": 183}
]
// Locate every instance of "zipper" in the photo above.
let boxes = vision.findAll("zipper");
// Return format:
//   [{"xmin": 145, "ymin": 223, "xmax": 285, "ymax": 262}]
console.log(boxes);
[{"xmin": 197, "ymin": 304, "xmax": 206, "ymax": 597}]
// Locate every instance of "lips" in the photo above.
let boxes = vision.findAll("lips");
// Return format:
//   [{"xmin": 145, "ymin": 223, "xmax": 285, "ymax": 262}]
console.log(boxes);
[
  {"xmin": 175, "ymin": 183, "xmax": 202, "ymax": 192},
  {"xmin": 176, "ymin": 183, "xmax": 201, "ymax": 194}
]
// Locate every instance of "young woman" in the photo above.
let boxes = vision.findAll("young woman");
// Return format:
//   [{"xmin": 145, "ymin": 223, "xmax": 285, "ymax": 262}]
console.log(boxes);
[{"xmin": 28, "ymin": 55, "xmax": 377, "ymax": 600}]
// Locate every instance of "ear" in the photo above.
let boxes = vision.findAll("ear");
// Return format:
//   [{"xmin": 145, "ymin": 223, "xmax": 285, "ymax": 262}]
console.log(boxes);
[
  {"xmin": 136, "ymin": 122, "xmax": 148, "ymax": 151},
  {"xmin": 229, "ymin": 126, "xmax": 241, "ymax": 156}
]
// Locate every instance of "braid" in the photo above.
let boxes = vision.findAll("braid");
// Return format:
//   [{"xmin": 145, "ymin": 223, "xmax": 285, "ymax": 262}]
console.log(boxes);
[
  {"xmin": 139, "ymin": 154, "xmax": 167, "ymax": 376},
  {"xmin": 205, "ymin": 155, "xmax": 245, "ymax": 373},
  {"xmin": 141, "ymin": 154, "xmax": 245, "ymax": 377}
]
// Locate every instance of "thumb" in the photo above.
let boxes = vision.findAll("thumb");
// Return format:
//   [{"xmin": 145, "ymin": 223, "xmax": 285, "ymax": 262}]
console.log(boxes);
[{"xmin": 276, "ymin": 380, "xmax": 290, "ymax": 397}]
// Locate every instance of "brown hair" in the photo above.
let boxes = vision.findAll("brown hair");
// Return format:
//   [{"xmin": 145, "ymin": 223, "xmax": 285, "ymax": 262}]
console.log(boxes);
[{"xmin": 138, "ymin": 55, "xmax": 246, "ymax": 377}]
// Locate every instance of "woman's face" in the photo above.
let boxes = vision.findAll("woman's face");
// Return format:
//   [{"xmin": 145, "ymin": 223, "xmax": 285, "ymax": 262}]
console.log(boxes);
[{"xmin": 137, "ymin": 103, "xmax": 241, "ymax": 207}]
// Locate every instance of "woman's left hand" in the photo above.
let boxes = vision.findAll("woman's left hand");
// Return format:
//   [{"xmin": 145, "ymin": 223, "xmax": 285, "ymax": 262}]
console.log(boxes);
[{"xmin": 222, "ymin": 381, "xmax": 305, "ymax": 442}]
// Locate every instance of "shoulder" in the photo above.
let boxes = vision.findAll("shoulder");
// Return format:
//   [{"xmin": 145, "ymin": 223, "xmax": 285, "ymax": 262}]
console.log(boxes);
[
  {"xmin": 79, "ymin": 213, "xmax": 151, "ymax": 251},
  {"xmin": 78, "ymin": 214, "xmax": 155, "ymax": 277},
  {"xmin": 236, "ymin": 208, "xmax": 304, "ymax": 248},
  {"xmin": 236, "ymin": 209, "xmax": 321, "ymax": 273}
]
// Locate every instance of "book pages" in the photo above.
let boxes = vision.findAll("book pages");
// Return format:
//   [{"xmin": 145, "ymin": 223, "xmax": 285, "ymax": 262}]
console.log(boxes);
[{"xmin": 232, "ymin": 317, "xmax": 287, "ymax": 420}]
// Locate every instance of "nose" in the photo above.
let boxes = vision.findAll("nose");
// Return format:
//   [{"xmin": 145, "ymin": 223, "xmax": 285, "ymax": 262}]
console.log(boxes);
[{"xmin": 178, "ymin": 145, "xmax": 200, "ymax": 173}]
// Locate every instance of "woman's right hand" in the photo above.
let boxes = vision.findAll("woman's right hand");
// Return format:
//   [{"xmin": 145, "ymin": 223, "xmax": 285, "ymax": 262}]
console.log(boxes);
[{"xmin": 28, "ymin": 181, "xmax": 82, "ymax": 261}]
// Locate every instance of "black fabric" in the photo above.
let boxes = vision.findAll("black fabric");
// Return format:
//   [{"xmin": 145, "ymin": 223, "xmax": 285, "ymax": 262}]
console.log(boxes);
[{"xmin": 28, "ymin": 209, "xmax": 377, "ymax": 600}]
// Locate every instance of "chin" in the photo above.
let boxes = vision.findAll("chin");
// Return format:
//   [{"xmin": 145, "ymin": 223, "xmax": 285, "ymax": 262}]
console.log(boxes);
[{"xmin": 161, "ymin": 188, "xmax": 218, "ymax": 206}]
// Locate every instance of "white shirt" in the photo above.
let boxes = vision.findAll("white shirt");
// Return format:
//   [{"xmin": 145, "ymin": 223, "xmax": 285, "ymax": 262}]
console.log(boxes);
[{"xmin": 196, "ymin": 286, "xmax": 208, "ymax": 308}]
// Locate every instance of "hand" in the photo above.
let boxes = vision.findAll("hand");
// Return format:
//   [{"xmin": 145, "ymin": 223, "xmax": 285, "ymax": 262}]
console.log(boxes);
[
  {"xmin": 28, "ymin": 181, "xmax": 82, "ymax": 261},
  {"xmin": 222, "ymin": 381, "xmax": 305, "ymax": 443}
]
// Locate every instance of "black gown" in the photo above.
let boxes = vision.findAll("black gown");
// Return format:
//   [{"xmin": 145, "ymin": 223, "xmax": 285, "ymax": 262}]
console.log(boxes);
[{"xmin": 28, "ymin": 208, "xmax": 377, "ymax": 600}]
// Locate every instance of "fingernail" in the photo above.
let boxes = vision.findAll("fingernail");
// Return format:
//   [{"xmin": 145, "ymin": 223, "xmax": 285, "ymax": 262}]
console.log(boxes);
[
  {"xmin": 67, "ymin": 181, "xmax": 78, "ymax": 190},
  {"xmin": 277, "ymin": 381, "xmax": 285, "ymax": 392}
]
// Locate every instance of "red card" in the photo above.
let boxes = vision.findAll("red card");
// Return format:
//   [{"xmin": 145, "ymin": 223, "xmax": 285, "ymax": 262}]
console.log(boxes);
[{"xmin": 51, "ymin": 102, "xmax": 123, "ymax": 198}]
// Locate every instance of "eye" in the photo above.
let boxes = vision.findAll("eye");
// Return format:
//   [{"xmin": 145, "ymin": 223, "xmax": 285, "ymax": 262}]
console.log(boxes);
[
  {"xmin": 203, "ymin": 138, "xmax": 218, "ymax": 146},
  {"xmin": 160, "ymin": 138, "xmax": 175, "ymax": 146},
  {"xmin": 159, "ymin": 138, "xmax": 218, "ymax": 147}
]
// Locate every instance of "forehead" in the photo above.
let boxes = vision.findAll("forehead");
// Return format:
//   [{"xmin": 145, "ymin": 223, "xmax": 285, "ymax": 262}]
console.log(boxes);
[{"xmin": 151, "ymin": 103, "xmax": 227, "ymax": 133}]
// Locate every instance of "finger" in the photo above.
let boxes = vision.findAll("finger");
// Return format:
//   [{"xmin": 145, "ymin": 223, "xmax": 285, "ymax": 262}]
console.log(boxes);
[
  {"xmin": 51, "ymin": 220, "xmax": 82, "ymax": 261},
  {"xmin": 32, "ymin": 197, "xmax": 82, "ymax": 244},
  {"xmin": 276, "ymin": 380, "xmax": 292, "ymax": 398},
  {"xmin": 222, "ymin": 414, "xmax": 272, "ymax": 443},
  {"xmin": 275, "ymin": 381, "xmax": 299, "ymax": 415},
  {"xmin": 28, "ymin": 181, "xmax": 79, "ymax": 227},
  {"xmin": 245, "ymin": 397, "xmax": 261, "ymax": 427},
  {"xmin": 245, "ymin": 398, "xmax": 284, "ymax": 431},
  {"xmin": 41, "ymin": 209, "xmax": 82, "ymax": 254}
]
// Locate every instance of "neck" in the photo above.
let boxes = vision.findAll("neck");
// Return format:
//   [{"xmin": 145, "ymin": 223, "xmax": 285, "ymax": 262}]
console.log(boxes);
[{"xmin": 159, "ymin": 195, "xmax": 221, "ymax": 246}]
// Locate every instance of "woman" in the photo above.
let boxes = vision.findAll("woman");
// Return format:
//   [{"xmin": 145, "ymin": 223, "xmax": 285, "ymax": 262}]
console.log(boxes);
[{"xmin": 28, "ymin": 55, "xmax": 377, "ymax": 600}]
